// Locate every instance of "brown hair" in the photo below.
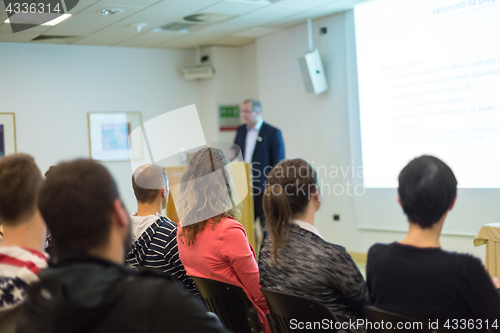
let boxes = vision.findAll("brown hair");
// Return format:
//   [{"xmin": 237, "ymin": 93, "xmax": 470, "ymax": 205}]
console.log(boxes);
[
  {"xmin": 39, "ymin": 159, "xmax": 120, "ymax": 253},
  {"xmin": 0, "ymin": 154, "xmax": 43, "ymax": 227},
  {"xmin": 178, "ymin": 147, "xmax": 240, "ymax": 246},
  {"xmin": 132, "ymin": 164, "xmax": 167, "ymax": 204},
  {"xmin": 263, "ymin": 158, "xmax": 318, "ymax": 262}
]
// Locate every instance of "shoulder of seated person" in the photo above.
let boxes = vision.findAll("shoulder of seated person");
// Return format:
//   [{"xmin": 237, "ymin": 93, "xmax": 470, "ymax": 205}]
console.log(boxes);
[
  {"xmin": 157, "ymin": 215, "xmax": 177, "ymax": 227},
  {"xmin": 218, "ymin": 217, "xmax": 242, "ymax": 228}
]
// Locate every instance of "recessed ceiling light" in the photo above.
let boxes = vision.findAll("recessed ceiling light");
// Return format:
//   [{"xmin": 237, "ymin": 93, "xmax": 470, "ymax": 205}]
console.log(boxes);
[
  {"xmin": 4, "ymin": 14, "xmax": 71, "ymax": 26},
  {"xmin": 97, "ymin": 8, "xmax": 124, "ymax": 16}
]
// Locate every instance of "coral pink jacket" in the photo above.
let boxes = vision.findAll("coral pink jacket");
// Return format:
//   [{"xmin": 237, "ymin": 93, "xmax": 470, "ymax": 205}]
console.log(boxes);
[{"xmin": 177, "ymin": 217, "xmax": 270, "ymax": 333}]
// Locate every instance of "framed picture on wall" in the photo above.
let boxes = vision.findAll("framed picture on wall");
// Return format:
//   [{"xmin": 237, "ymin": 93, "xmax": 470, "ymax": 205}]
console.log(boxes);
[
  {"xmin": 0, "ymin": 113, "xmax": 17, "ymax": 157},
  {"xmin": 88, "ymin": 112, "xmax": 143, "ymax": 162}
]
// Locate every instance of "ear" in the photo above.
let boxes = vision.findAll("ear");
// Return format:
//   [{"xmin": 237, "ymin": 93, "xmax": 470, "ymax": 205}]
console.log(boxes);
[
  {"xmin": 448, "ymin": 195, "xmax": 457, "ymax": 212},
  {"xmin": 112, "ymin": 199, "xmax": 129, "ymax": 230},
  {"xmin": 397, "ymin": 195, "xmax": 403, "ymax": 208}
]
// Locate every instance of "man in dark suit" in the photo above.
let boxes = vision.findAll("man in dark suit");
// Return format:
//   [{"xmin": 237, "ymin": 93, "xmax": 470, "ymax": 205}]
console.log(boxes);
[{"xmin": 234, "ymin": 99, "xmax": 285, "ymax": 230}]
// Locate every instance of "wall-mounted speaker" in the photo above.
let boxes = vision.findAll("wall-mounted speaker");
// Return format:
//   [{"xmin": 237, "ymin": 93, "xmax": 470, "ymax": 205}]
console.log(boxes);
[{"xmin": 298, "ymin": 49, "xmax": 328, "ymax": 94}]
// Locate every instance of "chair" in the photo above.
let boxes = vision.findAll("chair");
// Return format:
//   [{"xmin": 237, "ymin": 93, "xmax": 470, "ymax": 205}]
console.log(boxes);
[
  {"xmin": 365, "ymin": 306, "xmax": 449, "ymax": 333},
  {"xmin": 190, "ymin": 276, "xmax": 263, "ymax": 333},
  {"xmin": 261, "ymin": 288, "xmax": 340, "ymax": 333}
]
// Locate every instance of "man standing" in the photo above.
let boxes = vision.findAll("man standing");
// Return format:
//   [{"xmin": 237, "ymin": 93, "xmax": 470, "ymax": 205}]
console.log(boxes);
[
  {"xmin": 16, "ymin": 159, "xmax": 228, "ymax": 333},
  {"xmin": 0, "ymin": 154, "xmax": 48, "ymax": 333},
  {"xmin": 126, "ymin": 164, "xmax": 197, "ymax": 294},
  {"xmin": 234, "ymin": 99, "xmax": 285, "ymax": 231}
]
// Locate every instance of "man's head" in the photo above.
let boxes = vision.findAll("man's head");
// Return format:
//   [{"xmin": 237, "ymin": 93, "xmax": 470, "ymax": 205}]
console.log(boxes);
[
  {"xmin": 398, "ymin": 155, "xmax": 457, "ymax": 229},
  {"xmin": 0, "ymin": 154, "xmax": 44, "ymax": 227},
  {"xmin": 132, "ymin": 164, "xmax": 169, "ymax": 210},
  {"xmin": 39, "ymin": 159, "xmax": 130, "ymax": 257},
  {"xmin": 241, "ymin": 98, "xmax": 262, "ymax": 127}
]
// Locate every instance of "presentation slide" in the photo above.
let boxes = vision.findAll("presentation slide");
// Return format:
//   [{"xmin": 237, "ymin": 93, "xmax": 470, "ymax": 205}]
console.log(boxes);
[{"xmin": 354, "ymin": 0, "xmax": 500, "ymax": 188}]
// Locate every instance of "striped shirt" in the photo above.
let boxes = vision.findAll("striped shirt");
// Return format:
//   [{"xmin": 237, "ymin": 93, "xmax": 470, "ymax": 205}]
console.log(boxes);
[
  {"xmin": 0, "ymin": 247, "xmax": 48, "ymax": 310},
  {"xmin": 125, "ymin": 214, "xmax": 198, "ymax": 294}
]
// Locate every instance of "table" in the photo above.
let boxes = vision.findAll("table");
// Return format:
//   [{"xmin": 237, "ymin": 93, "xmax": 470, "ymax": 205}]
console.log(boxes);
[{"xmin": 474, "ymin": 223, "xmax": 500, "ymax": 278}]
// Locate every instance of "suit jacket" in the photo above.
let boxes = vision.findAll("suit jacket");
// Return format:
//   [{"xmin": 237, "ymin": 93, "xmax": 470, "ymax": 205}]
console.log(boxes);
[{"xmin": 233, "ymin": 122, "xmax": 285, "ymax": 196}]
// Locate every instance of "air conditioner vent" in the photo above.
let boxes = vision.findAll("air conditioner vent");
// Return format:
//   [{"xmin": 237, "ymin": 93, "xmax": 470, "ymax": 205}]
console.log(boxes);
[
  {"xmin": 183, "ymin": 13, "xmax": 234, "ymax": 23},
  {"xmin": 156, "ymin": 21, "xmax": 197, "ymax": 32},
  {"xmin": 31, "ymin": 35, "xmax": 77, "ymax": 41}
]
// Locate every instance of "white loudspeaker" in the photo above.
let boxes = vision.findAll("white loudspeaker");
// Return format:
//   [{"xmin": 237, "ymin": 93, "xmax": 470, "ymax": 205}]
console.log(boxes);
[{"xmin": 298, "ymin": 49, "xmax": 328, "ymax": 94}]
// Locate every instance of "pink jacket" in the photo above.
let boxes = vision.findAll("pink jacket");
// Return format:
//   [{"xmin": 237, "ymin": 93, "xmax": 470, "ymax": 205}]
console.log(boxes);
[{"xmin": 177, "ymin": 217, "xmax": 270, "ymax": 333}]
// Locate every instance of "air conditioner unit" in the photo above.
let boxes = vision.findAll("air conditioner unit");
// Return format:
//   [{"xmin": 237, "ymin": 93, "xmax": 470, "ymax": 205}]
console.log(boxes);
[{"xmin": 182, "ymin": 65, "xmax": 215, "ymax": 80}]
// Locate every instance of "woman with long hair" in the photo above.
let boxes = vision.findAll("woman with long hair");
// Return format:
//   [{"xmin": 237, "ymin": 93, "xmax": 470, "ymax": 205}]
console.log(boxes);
[
  {"xmin": 176, "ymin": 147, "xmax": 270, "ymax": 332},
  {"xmin": 258, "ymin": 158, "xmax": 368, "ymax": 324}
]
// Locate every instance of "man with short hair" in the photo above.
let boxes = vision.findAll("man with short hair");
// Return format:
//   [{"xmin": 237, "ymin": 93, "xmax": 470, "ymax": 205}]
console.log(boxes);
[
  {"xmin": 234, "ymin": 99, "xmax": 285, "ymax": 230},
  {"xmin": 367, "ymin": 155, "xmax": 500, "ymax": 331},
  {"xmin": 0, "ymin": 154, "xmax": 48, "ymax": 332},
  {"xmin": 126, "ymin": 164, "xmax": 196, "ymax": 294},
  {"xmin": 16, "ymin": 159, "xmax": 227, "ymax": 333}
]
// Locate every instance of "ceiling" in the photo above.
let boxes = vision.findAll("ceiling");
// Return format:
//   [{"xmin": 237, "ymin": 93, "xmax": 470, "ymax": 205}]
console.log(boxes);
[{"xmin": 0, "ymin": 0, "xmax": 367, "ymax": 49}]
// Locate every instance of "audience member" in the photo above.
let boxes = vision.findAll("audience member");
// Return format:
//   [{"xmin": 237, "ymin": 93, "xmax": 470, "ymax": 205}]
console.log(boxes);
[
  {"xmin": 258, "ymin": 158, "xmax": 368, "ymax": 326},
  {"xmin": 176, "ymin": 147, "xmax": 270, "ymax": 333},
  {"xmin": 16, "ymin": 159, "xmax": 228, "ymax": 333},
  {"xmin": 126, "ymin": 164, "xmax": 197, "ymax": 293},
  {"xmin": 0, "ymin": 154, "xmax": 48, "ymax": 333},
  {"xmin": 367, "ymin": 155, "xmax": 500, "ymax": 331}
]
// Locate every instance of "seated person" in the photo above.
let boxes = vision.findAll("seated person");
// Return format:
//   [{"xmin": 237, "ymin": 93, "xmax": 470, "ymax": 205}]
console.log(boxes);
[
  {"xmin": 176, "ymin": 147, "xmax": 270, "ymax": 333},
  {"xmin": 367, "ymin": 155, "xmax": 500, "ymax": 331},
  {"xmin": 16, "ymin": 159, "xmax": 228, "ymax": 333},
  {"xmin": 0, "ymin": 154, "xmax": 48, "ymax": 333},
  {"xmin": 258, "ymin": 158, "xmax": 368, "ymax": 323},
  {"xmin": 126, "ymin": 164, "xmax": 197, "ymax": 294}
]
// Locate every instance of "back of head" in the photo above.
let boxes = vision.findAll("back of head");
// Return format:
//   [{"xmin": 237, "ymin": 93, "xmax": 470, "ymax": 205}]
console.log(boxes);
[
  {"xmin": 398, "ymin": 155, "xmax": 457, "ymax": 228},
  {"xmin": 39, "ymin": 159, "xmax": 119, "ymax": 254},
  {"xmin": 177, "ymin": 147, "xmax": 240, "ymax": 246},
  {"xmin": 132, "ymin": 164, "xmax": 167, "ymax": 204},
  {"xmin": 263, "ymin": 158, "xmax": 317, "ymax": 262},
  {"xmin": 0, "ymin": 154, "xmax": 43, "ymax": 227}
]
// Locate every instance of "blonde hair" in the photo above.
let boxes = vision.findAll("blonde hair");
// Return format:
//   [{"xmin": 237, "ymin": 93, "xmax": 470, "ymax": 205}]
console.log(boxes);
[{"xmin": 178, "ymin": 147, "xmax": 241, "ymax": 246}]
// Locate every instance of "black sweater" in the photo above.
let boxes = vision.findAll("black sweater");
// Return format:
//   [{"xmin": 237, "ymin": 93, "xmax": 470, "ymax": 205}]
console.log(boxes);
[
  {"xmin": 367, "ymin": 242, "xmax": 500, "ymax": 332},
  {"xmin": 258, "ymin": 225, "xmax": 368, "ymax": 321}
]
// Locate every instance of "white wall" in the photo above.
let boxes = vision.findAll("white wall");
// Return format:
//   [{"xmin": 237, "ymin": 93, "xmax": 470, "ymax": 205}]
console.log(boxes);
[
  {"xmin": 196, "ymin": 44, "xmax": 259, "ymax": 144},
  {"xmin": 0, "ymin": 42, "xmax": 199, "ymax": 213},
  {"xmin": 254, "ymin": 13, "xmax": 485, "ymax": 259}
]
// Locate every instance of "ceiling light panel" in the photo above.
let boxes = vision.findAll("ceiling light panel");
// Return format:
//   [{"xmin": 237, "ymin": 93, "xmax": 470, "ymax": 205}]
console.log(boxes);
[
  {"xmin": 278, "ymin": 0, "xmax": 341, "ymax": 8},
  {"xmin": 47, "ymin": 3, "xmax": 145, "ymax": 35},
  {"xmin": 200, "ymin": 0, "xmax": 270, "ymax": 15},
  {"xmin": 150, "ymin": 0, "xmax": 221, "ymax": 12}
]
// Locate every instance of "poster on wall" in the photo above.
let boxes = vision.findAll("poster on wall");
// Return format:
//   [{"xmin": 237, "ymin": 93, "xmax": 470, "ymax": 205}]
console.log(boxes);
[
  {"xmin": 0, "ymin": 113, "xmax": 17, "ymax": 157},
  {"xmin": 219, "ymin": 105, "xmax": 240, "ymax": 131},
  {"xmin": 88, "ymin": 112, "xmax": 142, "ymax": 162}
]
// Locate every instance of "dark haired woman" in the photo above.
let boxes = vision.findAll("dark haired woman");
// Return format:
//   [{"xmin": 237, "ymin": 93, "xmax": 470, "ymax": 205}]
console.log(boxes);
[
  {"xmin": 176, "ymin": 147, "xmax": 270, "ymax": 333},
  {"xmin": 258, "ymin": 158, "xmax": 368, "ymax": 324}
]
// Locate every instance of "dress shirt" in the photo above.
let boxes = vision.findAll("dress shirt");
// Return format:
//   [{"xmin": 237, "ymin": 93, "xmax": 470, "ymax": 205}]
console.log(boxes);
[
  {"xmin": 244, "ymin": 118, "xmax": 264, "ymax": 163},
  {"xmin": 292, "ymin": 219, "xmax": 323, "ymax": 239}
]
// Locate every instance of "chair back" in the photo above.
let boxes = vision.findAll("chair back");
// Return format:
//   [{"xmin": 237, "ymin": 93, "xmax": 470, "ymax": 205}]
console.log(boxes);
[
  {"xmin": 366, "ymin": 306, "xmax": 449, "ymax": 333},
  {"xmin": 261, "ymin": 288, "xmax": 339, "ymax": 333},
  {"xmin": 191, "ymin": 276, "xmax": 263, "ymax": 333}
]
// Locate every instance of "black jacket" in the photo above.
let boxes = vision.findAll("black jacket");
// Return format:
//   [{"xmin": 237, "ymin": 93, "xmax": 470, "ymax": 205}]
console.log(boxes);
[
  {"xmin": 233, "ymin": 122, "xmax": 285, "ymax": 196},
  {"xmin": 16, "ymin": 254, "xmax": 229, "ymax": 333}
]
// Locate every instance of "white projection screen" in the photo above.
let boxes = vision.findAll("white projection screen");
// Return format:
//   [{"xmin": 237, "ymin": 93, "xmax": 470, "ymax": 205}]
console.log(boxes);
[{"xmin": 349, "ymin": 0, "xmax": 500, "ymax": 235}]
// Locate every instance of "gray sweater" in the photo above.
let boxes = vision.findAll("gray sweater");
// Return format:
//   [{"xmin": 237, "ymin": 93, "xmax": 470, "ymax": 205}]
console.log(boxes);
[{"xmin": 258, "ymin": 224, "xmax": 368, "ymax": 321}]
